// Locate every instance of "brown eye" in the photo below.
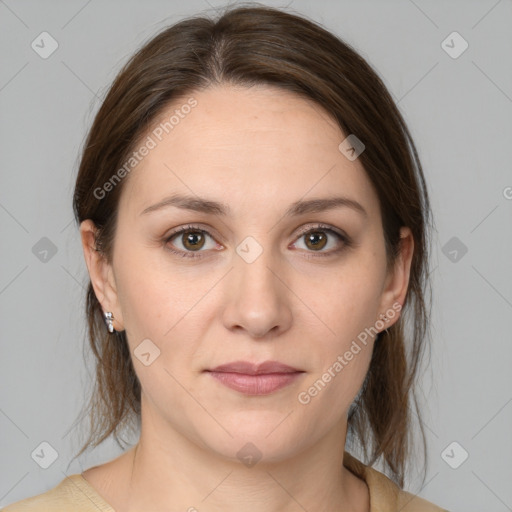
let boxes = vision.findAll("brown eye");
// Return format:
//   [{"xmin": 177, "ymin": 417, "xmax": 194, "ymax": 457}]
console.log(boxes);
[
  {"xmin": 165, "ymin": 226, "xmax": 218, "ymax": 257},
  {"xmin": 304, "ymin": 231, "xmax": 328, "ymax": 251},
  {"xmin": 181, "ymin": 231, "xmax": 206, "ymax": 251},
  {"xmin": 292, "ymin": 224, "xmax": 351, "ymax": 257}
]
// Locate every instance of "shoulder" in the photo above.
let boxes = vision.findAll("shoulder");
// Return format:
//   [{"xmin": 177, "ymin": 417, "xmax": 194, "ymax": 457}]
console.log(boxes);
[
  {"xmin": 397, "ymin": 489, "xmax": 450, "ymax": 512},
  {"xmin": 1, "ymin": 474, "xmax": 113, "ymax": 512},
  {"xmin": 343, "ymin": 451, "xmax": 450, "ymax": 512}
]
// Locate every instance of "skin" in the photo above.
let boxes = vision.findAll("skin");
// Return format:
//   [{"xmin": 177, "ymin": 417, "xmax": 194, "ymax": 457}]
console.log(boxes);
[{"xmin": 80, "ymin": 83, "xmax": 414, "ymax": 512}]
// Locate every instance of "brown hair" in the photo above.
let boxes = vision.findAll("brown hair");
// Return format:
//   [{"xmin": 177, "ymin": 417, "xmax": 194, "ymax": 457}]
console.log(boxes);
[{"xmin": 72, "ymin": 3, "xmax": 434, "ymax": 488}]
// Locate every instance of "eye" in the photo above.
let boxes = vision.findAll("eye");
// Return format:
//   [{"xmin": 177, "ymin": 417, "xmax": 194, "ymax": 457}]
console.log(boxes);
[
  {"xmin": 164, "ymin": 225, "xmax": 219, "ymax": 258},
  {"xmin": 290, "ymin": 223, "xmax": 352, "ymax": 257}
]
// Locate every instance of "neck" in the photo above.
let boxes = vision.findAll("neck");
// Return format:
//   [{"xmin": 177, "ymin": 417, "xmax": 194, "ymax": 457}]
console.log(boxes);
[{"xmin": 109, "ymin": 399, "xmax": 369, "ymax": 512}]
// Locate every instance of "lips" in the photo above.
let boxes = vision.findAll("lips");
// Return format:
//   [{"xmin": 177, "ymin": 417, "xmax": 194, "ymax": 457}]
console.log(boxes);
[
  {"xmin": 208, "ymin": 360, "xmax": 301, "ymax": 375},
  {"xmin": 205, "ymin": 360, "xmax": 304, "ymax": 395}
]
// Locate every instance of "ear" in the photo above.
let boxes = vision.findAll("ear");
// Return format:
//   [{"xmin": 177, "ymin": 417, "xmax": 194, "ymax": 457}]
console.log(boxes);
[
  {"xmin": 376, "ymin": 226, "xmax": 414, "ymax": 330},
  {"xmin": 79, "ymin": 219, "xmax": 124, "ymax": 331}
]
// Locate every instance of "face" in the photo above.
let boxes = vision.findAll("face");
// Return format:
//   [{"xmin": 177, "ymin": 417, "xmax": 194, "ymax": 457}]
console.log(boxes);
[{"xmin": 81, "ymin": 83, "xmax": 412, "ymax": 464}]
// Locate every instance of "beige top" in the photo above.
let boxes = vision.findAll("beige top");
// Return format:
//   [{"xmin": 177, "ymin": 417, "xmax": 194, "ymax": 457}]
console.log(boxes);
[{"xmin": 1, "ymin": 451, "xmax": 449, "ymax": 511}]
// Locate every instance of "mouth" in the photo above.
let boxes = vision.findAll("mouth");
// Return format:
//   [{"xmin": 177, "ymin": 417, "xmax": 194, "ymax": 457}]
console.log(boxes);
[{"xmin": 204, "ymin": 360, "xmax": 305, "ymax": 395}]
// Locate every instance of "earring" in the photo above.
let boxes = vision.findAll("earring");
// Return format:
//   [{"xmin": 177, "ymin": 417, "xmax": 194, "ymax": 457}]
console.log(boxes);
[{"xmin": 104, "ymin": 311, "xmax": 115, "ymax": 333}]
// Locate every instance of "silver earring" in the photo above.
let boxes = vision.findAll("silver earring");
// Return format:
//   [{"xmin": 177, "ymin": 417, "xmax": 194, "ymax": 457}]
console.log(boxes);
[{"xmin": 104, "ymin": 311, "xmax": 115, "ymax": 333}]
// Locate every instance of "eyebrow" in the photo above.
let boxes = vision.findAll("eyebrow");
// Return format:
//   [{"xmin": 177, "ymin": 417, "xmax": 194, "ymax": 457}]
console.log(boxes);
[{"xmin": 140, "ymin": 193, "xmax": 368, "ymax": 218}]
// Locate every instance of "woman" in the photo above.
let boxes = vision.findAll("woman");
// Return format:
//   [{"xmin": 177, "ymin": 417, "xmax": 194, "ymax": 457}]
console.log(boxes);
[{"xmin": 2, "ymin": 4, "xmax": 449, "ymax": 511}]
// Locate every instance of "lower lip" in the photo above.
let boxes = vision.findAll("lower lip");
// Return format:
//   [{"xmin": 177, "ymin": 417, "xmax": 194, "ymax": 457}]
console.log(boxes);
[{"xmin": 207, "ymin": 371, "xmax": 303, "ymax": 395}]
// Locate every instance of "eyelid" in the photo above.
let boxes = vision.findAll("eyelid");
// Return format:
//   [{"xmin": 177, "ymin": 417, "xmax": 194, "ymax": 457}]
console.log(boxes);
[
  {"xmin": 292, "ymin": 222, "xmax": 348, "ymax": 240},
  {"xmin": 164, "ymin": 223, "xmax": 225, "ymax": 246}
]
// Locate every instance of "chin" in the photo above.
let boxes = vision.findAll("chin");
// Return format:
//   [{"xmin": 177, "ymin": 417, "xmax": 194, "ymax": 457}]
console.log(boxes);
[{"xmin": 194, "ymin": 418, "xmax": 309, "ymax": 466}]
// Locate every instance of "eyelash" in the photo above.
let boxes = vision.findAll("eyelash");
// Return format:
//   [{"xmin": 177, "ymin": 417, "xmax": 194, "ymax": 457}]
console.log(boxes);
[{"xmin": 163, "ymin": 223, "xmax": 353, "ymax": 260}]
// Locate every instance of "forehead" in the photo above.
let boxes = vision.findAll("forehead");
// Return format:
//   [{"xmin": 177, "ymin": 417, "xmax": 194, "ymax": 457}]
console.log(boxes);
[{"xmin": 119, "ymin": 84, "xmax": 380, "ymax": 222}]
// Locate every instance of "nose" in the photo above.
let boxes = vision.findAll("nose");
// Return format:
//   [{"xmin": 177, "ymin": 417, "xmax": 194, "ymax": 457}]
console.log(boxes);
[{"xmin": 221, "ymin": 242, "xmax": 293, "ymax": 339}]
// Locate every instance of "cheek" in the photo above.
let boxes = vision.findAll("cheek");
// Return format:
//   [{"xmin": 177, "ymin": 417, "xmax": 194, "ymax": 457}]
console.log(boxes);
[
  {"xmin": 113, "ymin": 249, "xmax": 213, "ymax": 376},
  {"xmin": 302, "ymin": 253, "xmax": 384, "ymax": 408},
  {"xmin": 113, "ymin": 248, "xmax": 183, "ymax": 343},
  {"xmin": 317, "ymin": 260, "xmax": 385, "ymax": 341},
  {"xmin": 296, "ymin": 332, "xmax": 374, "ymax": 433},
  {"xmin": 114, "ymin": 261, "xmax": 203, "ymax": 407}
]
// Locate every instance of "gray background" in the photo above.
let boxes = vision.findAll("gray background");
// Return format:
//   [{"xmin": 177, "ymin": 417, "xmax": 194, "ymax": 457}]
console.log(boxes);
[{"xmin": 1, "ymin": 0, "xmax": 511, "ymax": 511}]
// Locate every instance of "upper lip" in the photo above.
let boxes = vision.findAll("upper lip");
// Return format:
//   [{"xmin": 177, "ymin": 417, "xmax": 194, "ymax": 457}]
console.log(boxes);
[{"xmin": 207, "ymin": 360, "xmax": 302, "ymax": 375}]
